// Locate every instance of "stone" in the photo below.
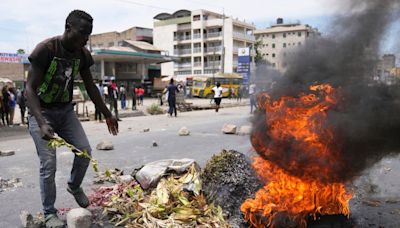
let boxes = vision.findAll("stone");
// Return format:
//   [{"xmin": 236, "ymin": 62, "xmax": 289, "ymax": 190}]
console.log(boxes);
[
  {"xmin": 178, "ymin": 127, "xmax": 190, "ymax": 136},
  {"xmin": 142, "ymin": 128, "xmax": 150, "ymax": 132},
  {"xmin": 152, "ymin": 140, "xmax": 158, "ymax": 147},
  {"xmin": 118, "ymin": 175, "xmax": 133, "ymax": 183},
  {"xmin": 96, "ymin": 140, "xmax": 114, "ymax": 150},
  {"xmin": 238, "ymin": 125, "xmax": 252, "ymax": 135},
  {"xmin": 66, "ymin": 208, "xmax": 92, "ymax": 228},
  {"xmin": 20, "ymin": 210, "xmax": 33, "ymax": 228},
  {"xmin": 0, "ymin": 150, "xmax": 15, "ymax": 156},
  {"xmin": 222, "ymin": 124, "xmax": 237, "ymax": 134}
]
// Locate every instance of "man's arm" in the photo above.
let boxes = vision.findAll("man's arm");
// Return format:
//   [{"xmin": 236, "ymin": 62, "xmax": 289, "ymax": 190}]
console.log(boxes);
[
  {"xmin": 26, "ymin": 64, "xmax": 55, "ymax": 139},
  {"xmin": 80, "ymin": 68, "xmax": 118, "ymax": 135}
]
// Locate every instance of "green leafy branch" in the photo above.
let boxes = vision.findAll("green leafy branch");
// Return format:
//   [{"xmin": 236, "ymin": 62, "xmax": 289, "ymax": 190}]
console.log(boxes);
[{"xmin": 48, "ymin": 137, "xmax": 100, "ymax": 172}]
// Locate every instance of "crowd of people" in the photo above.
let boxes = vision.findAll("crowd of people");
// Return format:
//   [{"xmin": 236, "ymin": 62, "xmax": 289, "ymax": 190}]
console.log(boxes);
[{"xmin": 0, "ymin": 85, "xmax": 26, "ymax": 127}]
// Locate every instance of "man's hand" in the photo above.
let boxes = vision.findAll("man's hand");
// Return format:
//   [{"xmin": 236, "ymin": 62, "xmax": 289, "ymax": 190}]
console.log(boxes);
[
  {"xmin": 106, "ymin": 116, "xmax": 119, "ymax": 135},
  {"xmin": 40, "ymin": 124, "xmax": 55, "ymax": 140}
]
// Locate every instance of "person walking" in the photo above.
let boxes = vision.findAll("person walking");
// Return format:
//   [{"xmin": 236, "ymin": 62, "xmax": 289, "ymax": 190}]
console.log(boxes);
[
  {"xmin": 212, "ymin": 82, "xmax": 223, "ymax": 112},
  {"xmin": 249, "ymin": 83, "xmax": 257, "ymax": 113},
  {"xmin": 25, "ymin": 10, "xmax": 118, "ymax": 228},
  {"xmin": 166, "ymin": 78, "xmax": 179, "ymax": 117},
  {"xmin": 17, "ymin": 87, "xmax": 27, "ymax": 125},
  {"xmin": 119, "ymin": 84, "xmax": 126, "ymax": 110}
]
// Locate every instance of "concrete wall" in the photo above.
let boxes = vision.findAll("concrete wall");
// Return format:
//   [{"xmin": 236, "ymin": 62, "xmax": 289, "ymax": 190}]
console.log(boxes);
[{"xmin": 0, "ymin": 62, "xmax": 27, "ymax": 81}]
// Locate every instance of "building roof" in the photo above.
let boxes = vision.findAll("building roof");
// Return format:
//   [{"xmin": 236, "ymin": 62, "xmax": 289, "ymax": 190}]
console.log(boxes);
[
  {"xmin": 154, "ymin": 9, "xmax": 191, "ymax": 20},
  {"xmin": 255, "ymin": 24, "xmax": 311, "ymax": 34},
  {"xmin": 91, "ymin": 46, "xmax": 176, "ymax": 64},
  {"xmin": 123, "ymin": 40, "xmax": 161, "ymax": 51}
]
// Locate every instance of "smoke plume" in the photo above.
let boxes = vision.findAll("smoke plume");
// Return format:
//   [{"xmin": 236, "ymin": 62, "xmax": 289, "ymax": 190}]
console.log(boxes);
[{"xmin": 252, "ymin": 0, "xmax": 400, "ymax": 183}]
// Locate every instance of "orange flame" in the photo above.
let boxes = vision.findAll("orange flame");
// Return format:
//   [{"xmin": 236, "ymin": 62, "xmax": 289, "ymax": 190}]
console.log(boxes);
[{"xmin": 241, "ymin": 84, "xmax": 352, "ymax": 227}]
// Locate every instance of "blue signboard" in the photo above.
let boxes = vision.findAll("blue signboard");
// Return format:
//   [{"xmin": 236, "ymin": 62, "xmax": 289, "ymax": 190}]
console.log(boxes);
[{"xmin": 237, "ymin": 48, "xmax": 250, "ymax": 85}]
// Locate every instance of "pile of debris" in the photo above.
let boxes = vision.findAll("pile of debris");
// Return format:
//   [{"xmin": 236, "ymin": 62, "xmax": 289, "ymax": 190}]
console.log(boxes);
[
  {"xmin": 89, "ymin": 160, "xmax": 230, "ymax": 227},
  {"xmin": 201, "ymin": 150, "xmax": 263, "ymax": 226},
  {"xmin": 0, "ymin": 177, "xmax": 22, "ymax": 193}
]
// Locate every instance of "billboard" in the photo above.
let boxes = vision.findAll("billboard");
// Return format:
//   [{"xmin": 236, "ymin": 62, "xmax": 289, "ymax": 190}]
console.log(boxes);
[
  {"xmin": 0, "ymin": 53, "xmax": 29, "ymax": 64},
  {"xmin": 237, "ymin": 47, "xmax": 251, "ymax": 85}
]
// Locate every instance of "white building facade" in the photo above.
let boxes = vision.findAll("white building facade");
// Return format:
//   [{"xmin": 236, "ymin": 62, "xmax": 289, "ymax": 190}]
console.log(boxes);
[
  {"xmin": 254, "ymin": 18, "xmax": 320, "ymax": 72},
  {"xmin": 153, "ymin": 9, "xmax": 256, "ymax": 81}
]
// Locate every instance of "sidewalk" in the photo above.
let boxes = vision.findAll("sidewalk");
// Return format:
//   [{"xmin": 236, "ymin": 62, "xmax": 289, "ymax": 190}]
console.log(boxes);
[{"xmin": 1, "ymin": 97, "xmax": 250, "ymax": 126}]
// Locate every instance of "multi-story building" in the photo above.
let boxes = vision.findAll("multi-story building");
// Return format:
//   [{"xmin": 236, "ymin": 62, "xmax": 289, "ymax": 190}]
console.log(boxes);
[
  {"xmin": 254, "ymin": 18, "xmax": 320, "ymax": 72},
  {"xmin": 89, "ymin": 27, "xmax": 173, "ymax": 95},
  {"xmin": 153, "ymin": 9, "xmax": 256, "ymax": 80},
  {"xmin": 375, "ymin": 54, "xmax": 396, "ymax": 84},
  {"xmin": 90, "ymin": 26, "xmax": 153, "ymax": 50}
]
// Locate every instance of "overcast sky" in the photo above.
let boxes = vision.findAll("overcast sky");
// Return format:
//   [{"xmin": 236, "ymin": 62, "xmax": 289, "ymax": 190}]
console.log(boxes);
[{"xmin": 0, "ymin": 0, "xmax": 398, "ymax": 56}]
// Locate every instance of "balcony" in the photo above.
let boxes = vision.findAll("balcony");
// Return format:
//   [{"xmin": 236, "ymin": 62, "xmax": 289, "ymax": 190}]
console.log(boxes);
[
  {"xmin": 233, "ymin": 32, "xmax": 255, "ymax": 41},
  {"xmin": 193, "ymin": 62, "xmax": 201, "ymax": 67},
  {"xmin": 204, "ymin": 46, "xmax": 222, "ymax": 53},
  {"xmin": 174, "ymin": 63, "xmax": 192, "ymax": 69},
  {"xmin": 177, "ymin": 23, "xmax": 191, "ymax": 30},
  {"xmin": 173, "ymin": 49, "xmax": 192, "ymax": 55},
  {"xmin": 193, "ymin": 33, "xmax": 201, "ymax": 39},
  {"xmin": 204, "ymin": 61, "xmax": 221, "ymax": 68},
  {"xmin": 173, "ymin": 35, "xmax": 192, "ymax": 41},
  {"xmin": 193, "ymin": 47, "xmax": 201, "ymax": 53},
  {"xmin": 204, "ymin": 32, "xmax": 222, "ymax": 39}
]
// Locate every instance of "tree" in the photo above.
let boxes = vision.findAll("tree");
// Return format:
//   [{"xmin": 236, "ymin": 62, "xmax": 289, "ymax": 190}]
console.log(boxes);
[
  {"xmin": 253, "ymin": 39, "xmax": 263, "ymax": 64},
  {"xmin": 17, "ymin": 49, "xmax": 25, "ymax": 54}
]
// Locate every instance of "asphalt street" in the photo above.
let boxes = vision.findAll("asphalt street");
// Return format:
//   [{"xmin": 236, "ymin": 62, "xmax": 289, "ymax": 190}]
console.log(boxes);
[{"xmin": 1, "ymin": 105, "xmax": 400, "ymax": 227}]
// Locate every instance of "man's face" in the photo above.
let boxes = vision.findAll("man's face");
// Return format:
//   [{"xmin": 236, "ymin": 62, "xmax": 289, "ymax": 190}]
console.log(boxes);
[{"xmin": 66, "ymin": 18, "xmax": 93, "ymax": 50}]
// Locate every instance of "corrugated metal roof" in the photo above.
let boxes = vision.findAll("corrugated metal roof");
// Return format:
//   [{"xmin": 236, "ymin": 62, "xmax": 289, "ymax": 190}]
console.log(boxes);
[{"xmin": 124, "ymin": 40, "xmax": 161, "ymax": 51}]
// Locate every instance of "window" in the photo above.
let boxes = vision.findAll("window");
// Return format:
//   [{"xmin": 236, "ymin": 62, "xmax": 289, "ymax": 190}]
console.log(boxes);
[
  {"xmin": 272, "ymin": 43, "xmax": 275, "ymax": 48},
  {"xmin": 298, "ymin": 42, "xmax": 302, "ymax": 45},
  {"xmin": 298, "ymin": 32, "xmax": 302, "ymax": 37},
  {"xmin": 283, "ymin": 33, "xmax": 286, "ymax": 38},
  {"xmin": 272, "ymin": 53, "xmax": 275, "ymax": 58},
  {"xmin": 193, "ymin": 15, "xmax": 200, "ymax": 21},
  {"xmin": 283, "ymin": 43, "xmax": 286, "ymax": 48},
  {"xmin": 272, "ymin": 34, "xmax": 275, "ymax": 39},
  {"xmin": 194, "ymin": 70, "xmax": 202, "ymax": 74}
]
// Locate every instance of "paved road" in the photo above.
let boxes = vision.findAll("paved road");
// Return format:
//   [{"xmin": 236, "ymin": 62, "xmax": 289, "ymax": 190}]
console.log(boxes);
[
  {"xmin": 1, "ymin": 105, "xmax": 400, "ymax": 227},
  {"xmin": 0, "ymin": 106, "xmax": 254, "ymax": 227}
]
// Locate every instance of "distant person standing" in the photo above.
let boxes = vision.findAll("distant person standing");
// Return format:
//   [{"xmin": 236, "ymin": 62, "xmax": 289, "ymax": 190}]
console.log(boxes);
[
  {"xmin": 138, "ymin": 86, "xmax": 144, "ymax": 105},
  {"xmin": 119, "ymin": 84, "xmax": 126, "ymax": 110},
  {"xmin": 167, "ymin": 78, "xmax": 179, "ymax": 117},
  {"xmin": 17, "ymin": 88, "xmax": 27, "ymax": 125},
  {"xmin": 237, "ymin": 85, "xmax": 243, "ymax": 102},
  {"xmin": 249, "ymin": 83, "xmax": 257, "ymax": 113},
  {"xmin": 0, "ymin": 91, "xmax": 5, "ymax": 126},
  {"xmin": 131, "ymin": 84, "xmax": 137, "ymax": 110},
  {"xmin": 8, "ymin": 87, "xmax": 16, "ymax": 125},
  {"xmin": 94, "ymin": 80, "xmax": 103, "ymax": 122},
  {"xmin": 212, "ymin": 82, "xmax": 223, "ymax": 112},
  {"xmin": 108, "ymin": 80, "xmax": 120, "ymax": 120},
  {"xmin": 2, "ymin": 86, "xmax": 11, "ymax": 126}
]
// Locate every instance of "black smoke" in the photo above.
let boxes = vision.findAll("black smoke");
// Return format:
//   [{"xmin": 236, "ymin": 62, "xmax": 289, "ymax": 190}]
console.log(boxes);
[{"xmin": 252, "ymin": 0, "xmax": 400, "ymax": 183}]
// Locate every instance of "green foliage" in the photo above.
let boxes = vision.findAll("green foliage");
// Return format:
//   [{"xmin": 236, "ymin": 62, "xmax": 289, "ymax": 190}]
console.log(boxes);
[
  {"xmin": 146, "ymin": 103, "xmax": 164, "ymax": 115},
  {"xmin": 48, "ymin": 137, "xmax": 104, "ymax": 173}
]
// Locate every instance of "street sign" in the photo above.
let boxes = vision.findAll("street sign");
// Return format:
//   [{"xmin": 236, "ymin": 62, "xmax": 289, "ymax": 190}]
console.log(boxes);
[{"xmin": 237, "ymin": 48, "xmax": 251, "ymax": 85}]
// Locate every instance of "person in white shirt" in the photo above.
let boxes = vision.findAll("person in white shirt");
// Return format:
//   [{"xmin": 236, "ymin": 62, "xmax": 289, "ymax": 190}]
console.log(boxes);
[{"xmin": 212, "ymin": 82, "xmax": 223, "ymax": 112}]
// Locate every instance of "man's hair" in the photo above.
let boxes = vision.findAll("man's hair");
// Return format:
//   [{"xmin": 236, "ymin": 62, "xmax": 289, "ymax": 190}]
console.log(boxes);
[{"xmin": 66, "ymin": 10, "xmax": 93, "ymax": 25}]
